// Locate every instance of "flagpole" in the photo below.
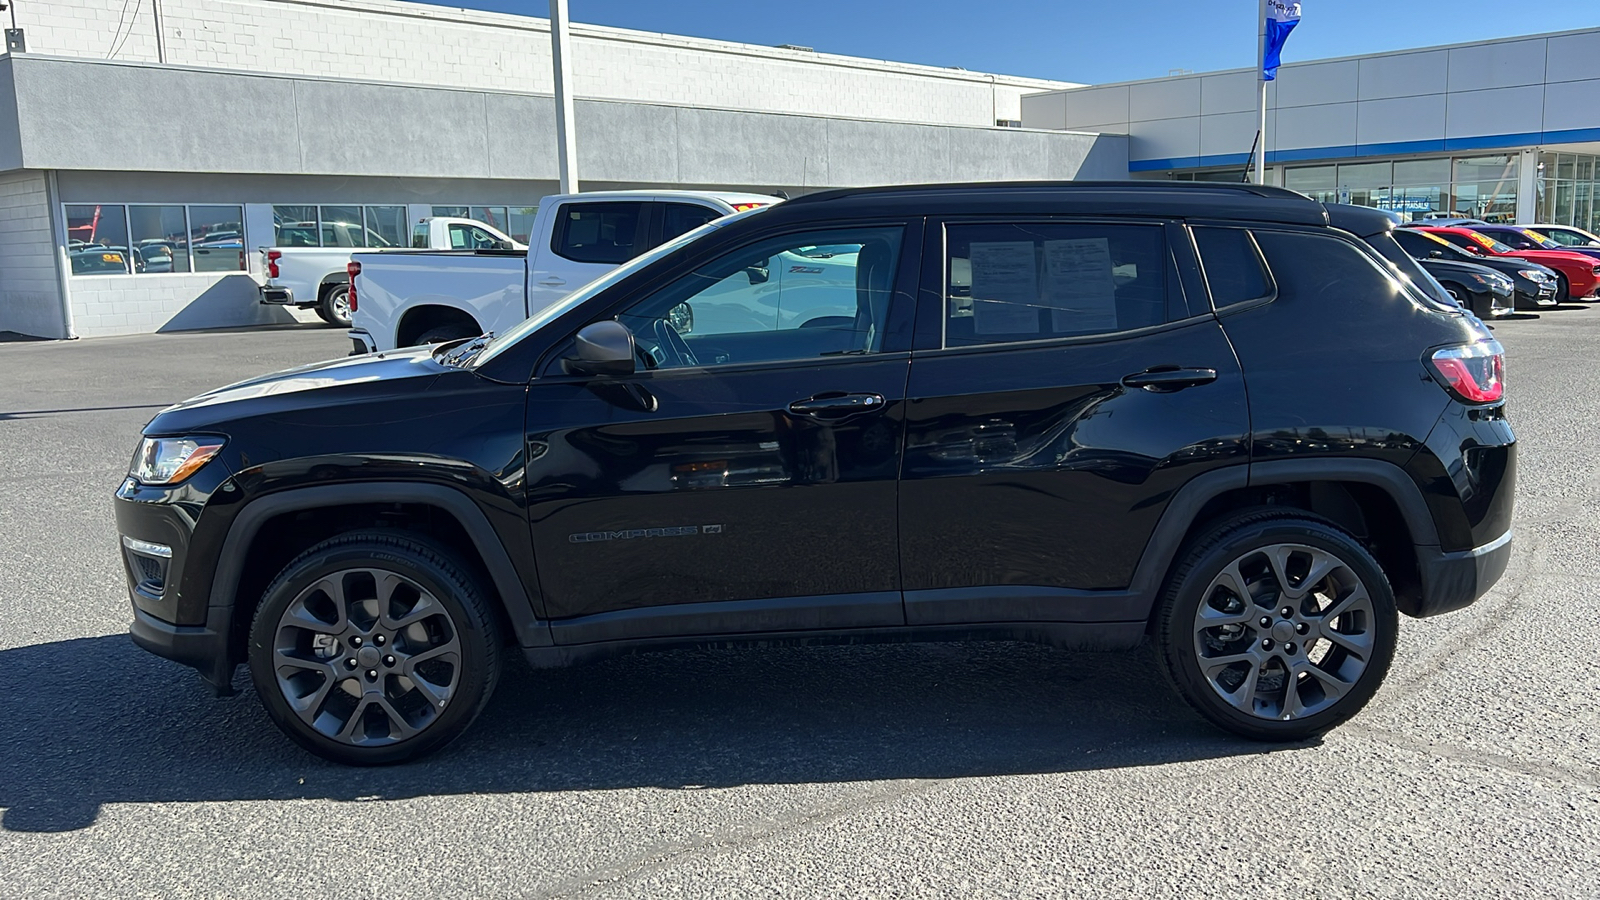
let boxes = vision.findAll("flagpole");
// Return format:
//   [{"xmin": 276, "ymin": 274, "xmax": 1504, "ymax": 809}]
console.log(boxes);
[{"xmin": 1256, "ymin": 0, "xmax": 1268, "ymax": 185}]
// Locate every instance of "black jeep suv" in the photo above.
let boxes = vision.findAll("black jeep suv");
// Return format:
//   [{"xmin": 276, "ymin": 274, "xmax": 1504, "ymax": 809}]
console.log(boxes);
[{"xmin": 114, "ymin": 183, "xmax": 1515, "ymax": 764}]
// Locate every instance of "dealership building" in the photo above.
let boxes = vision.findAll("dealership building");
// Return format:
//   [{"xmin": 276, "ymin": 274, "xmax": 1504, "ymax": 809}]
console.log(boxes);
[{"xmin": 0, "ymin": 2, "xmax": 1598, "ymax": 340}]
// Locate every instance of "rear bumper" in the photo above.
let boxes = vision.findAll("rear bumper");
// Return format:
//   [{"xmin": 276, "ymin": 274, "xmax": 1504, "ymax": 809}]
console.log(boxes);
[
  {"xmin": 348, "ymin": 329, "xmax": 376, "ymax": 356},
  {"xmin": 259, "ymin": 284, "xmax": 296, "ymax": 306},
  {"xmin": 1412, "ymin": 529, "xmax": 1513, "ymax": 618}
]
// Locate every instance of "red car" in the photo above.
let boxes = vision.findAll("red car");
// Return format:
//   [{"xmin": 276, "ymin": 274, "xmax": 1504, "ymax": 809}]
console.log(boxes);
[{"xmin": 1411, "ymin": 226, "xmax": 1600, "ymax": 301}]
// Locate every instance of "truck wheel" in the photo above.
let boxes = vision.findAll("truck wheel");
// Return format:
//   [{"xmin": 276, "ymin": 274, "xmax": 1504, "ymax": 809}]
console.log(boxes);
[
  {"xmin": 247, "ymin": 531, "xmax": 504, "ymax": 765},
  {"xmin": 317, "ymin": 285, "xmax": 352, "ymax": 327},
  {"xmin": 1155, "ymin": 510, "xmax": 1398, "ymax": 742},
  {"xmin": 416, "ymin": 324, "xmax": 478, "ymax": 344}
]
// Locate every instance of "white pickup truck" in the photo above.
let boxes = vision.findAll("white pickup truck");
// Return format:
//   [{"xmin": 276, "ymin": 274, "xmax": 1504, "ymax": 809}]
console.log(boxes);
[
  {"xmin": 258, "ymin": 217, "xmax": 524, "ymax": 327},
  {"xmin": 347, "ymin": 190, "xmax": 776, "ymax": 353}
]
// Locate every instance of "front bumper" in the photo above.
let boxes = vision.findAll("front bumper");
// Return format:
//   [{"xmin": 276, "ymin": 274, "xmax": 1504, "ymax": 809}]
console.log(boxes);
[
  {"xmin": 130, "ymin": 605, "xmax": 237, "ymax": 694},
  {"xmin": 1413, "ymin": 529, "xmax": 1513, "ymax": 618}
]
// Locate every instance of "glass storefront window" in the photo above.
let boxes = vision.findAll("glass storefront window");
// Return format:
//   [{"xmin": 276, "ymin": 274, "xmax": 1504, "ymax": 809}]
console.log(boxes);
[
  {"xmin": 364, "ymin": 206, "xmax": 406, "ymax": 248},
  {"xmin": 65, "ymin": 204, "xmax": 131, "ymax": 275},
  {"xmin": 128, "ymin": 205, "xmax": 190, "ymax": 274},
  {"xmin": 1454, "ymin": 155, "xmax": 1518, "ymax": 184},
  {"xmin": 1339, "ymin": 161, "xmax": 1392, "ymax": 188},
  {"xmin": 469, "ymin": 207, "xmax": 511, "ymax": 233},
  {"xmin": 189, "ymin": 205, "xmax": 246, "ymax": 272},
  {"xmin": 1556, "ymin": 154, "xmax": 1576, "ymax": 180},
  {"xmin": 1394, "ymin": 159, "xmax": 1451, "ymax": 185},
  {"xmin": 508, "ymin": 207, "xmax": 539, "ymax": 244},
  {"xmin": 1285, "ymin": 165, "xmax": 1336, "ymax": 191},
  {"xmin": 273, "ymin": 205, "xmax": 318, "ymax": 247},
  {"xmin": 431, "ymin": 205, "xmax": 469, "ymax": 218},
  {"xmin": 318, "ymin": 205, "xmax": 365, "ymax": 247}
]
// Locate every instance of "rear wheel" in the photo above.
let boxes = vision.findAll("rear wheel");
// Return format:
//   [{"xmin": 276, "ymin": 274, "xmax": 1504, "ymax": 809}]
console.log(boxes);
[
  {"xmin": 416, "ymin": 324, "xmax": 478, "ymax": 344},
  {"xmin": 1156, "ymin": 510, "xmax": 1398, "ymax": 741},
  {"xmin": 317, "ymin": 284, "xmax": 352, "ymax": 327},
  {"xmin": 247, "ymin": 531, "xmax": 503, "ymax": 765}
]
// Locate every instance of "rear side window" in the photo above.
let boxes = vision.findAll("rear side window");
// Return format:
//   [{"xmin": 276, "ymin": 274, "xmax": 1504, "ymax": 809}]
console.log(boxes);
[
  {"xmin": 659, "ymin": 203, "xmax": 721, "ymax": 241},
  {"xmin": 944, "ymin": 223, "xmax": 1169, "ymax": 347},
  {"xmin": 1193, "ymin": 227, "xmax": 1273, "ymax": 308},
  {"xmin": 1252, "ymin": 231, "xmax": 1406, "ymax": 310},
  {"xmin": 553, "ymin": 202, "xmax": 646, "ymax": 264}
]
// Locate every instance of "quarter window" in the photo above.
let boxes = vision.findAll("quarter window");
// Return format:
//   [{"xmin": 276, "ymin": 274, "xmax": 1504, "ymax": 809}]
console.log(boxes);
[
  {"xmin": 1192, "ymin": 227, "xmax": 1273, "ymax": 309},
  {"xmin": 943, "ymin": 223, "xmax": 1168, "ymax": 347},
  {"xmin": 553, "ymin": 202, "xmax": 646, "ymax": 264},
  {"xmin": 1252, "ymin": 231, "xmax": 1405, "ymax": 309},
  {"xmin": 615, "ymin": 226, "xmax": 904, "ymax": 370}
]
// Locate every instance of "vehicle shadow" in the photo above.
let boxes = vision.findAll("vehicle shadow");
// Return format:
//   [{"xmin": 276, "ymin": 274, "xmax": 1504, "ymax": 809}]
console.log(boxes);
[{"xmin": 0, "ymin": 634, "xmax": 1293, "ymax": 833}]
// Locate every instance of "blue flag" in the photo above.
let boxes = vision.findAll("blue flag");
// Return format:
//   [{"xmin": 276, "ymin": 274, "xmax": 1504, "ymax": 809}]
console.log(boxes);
[{"xmin": 1263, "ymin": 1, "xmax": 1301, "ymax": 81}]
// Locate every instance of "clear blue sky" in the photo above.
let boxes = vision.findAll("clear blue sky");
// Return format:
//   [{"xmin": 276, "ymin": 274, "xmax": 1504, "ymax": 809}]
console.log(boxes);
[{"xmin": 434, "ymin": 1, "xmax": 1600, "ymax": 84}]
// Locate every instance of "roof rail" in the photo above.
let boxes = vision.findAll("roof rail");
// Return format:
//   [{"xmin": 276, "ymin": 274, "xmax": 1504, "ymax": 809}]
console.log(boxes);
[{"xmin": 784, "ymin": 180, "xmax": 1314, "ymax": 206}]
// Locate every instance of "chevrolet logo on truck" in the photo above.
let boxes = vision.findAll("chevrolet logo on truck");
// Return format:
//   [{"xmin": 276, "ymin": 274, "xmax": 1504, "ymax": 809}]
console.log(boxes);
[{"xmin": 569, "ymin": 525, "xmax": 724, "ymax": 543}]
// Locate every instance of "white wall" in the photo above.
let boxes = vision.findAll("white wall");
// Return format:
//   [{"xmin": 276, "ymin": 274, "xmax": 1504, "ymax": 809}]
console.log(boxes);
[
  {"xmin": 1024, "ymin": 27, "xmax": 1600, "ymax": 169},
  {"xmin": 0, "ymin": 171, "xmax": 65, "ymax": 338},
  {"xmin": 17, "ymin": 0, "xmax": 1075, "ymax": 128}
]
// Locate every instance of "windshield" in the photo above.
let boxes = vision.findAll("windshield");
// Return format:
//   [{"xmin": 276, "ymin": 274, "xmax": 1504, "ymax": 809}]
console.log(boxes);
[
  {"xmin": 1518, "ymin": 229, "xmax": 1561, "ymax": 250},
  {"xmin": 471, "ymin": 206, "xmax": 770, "ymax": 368}
]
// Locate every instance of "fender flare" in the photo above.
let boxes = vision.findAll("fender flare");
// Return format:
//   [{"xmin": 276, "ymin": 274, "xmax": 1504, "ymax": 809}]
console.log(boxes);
[
  {"xmin": 1126, "ymin": 458, "xmax": 1440, "ymax": 614},
  {"xmin": 207, "ymin": 482, "xmax": 551, "ymax": 660}
]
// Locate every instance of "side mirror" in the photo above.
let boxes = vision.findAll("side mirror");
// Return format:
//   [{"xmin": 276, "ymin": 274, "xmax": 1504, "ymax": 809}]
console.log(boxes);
[
  {"xmin": 498, "ymin": 240, "xmax": 517, "ymax": 251},
  {"xmin": 745, "ymin": 259, "xmax": 770, "ymax": 285},
  {"xmin": 563, "ymin": 321, "xmax": 636, "ymax": 376},
  {"xmin": 1428, "ymin": 250, "xmax": 1443, "ymax": 258},
  {"xmin": 668, "ymin": 301, "xmax": 694, "ymax": 334}
]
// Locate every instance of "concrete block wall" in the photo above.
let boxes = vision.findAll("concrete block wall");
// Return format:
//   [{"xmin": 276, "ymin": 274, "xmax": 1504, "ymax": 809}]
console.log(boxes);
[
  {"xmin": 1022, "ymin": 27, "xmax": 1600, "ymax": 170},
  {"xmin": 16, "ymin": 0, "xmax": 1074, "ymax": 127},
  {"xmin": 67, "ymin": 273, "xmax": 298, "ymax": 339},
  {"xmin": 0, "ymin": 171, "xmax": 66, "ymax": 339}
]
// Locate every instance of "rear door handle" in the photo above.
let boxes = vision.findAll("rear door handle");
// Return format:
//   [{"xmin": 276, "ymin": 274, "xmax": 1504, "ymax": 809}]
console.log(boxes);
[
  {"xmin": 787, "ymin": 392, "xmax": 885, "ymax": 418},
  {"xmin": 536, "ymin": 276, "xmax": 567, "ymax": 286},
  {"xmin": 1121, "ymin": 366, "xmax": 1218, "ymax": 392}
]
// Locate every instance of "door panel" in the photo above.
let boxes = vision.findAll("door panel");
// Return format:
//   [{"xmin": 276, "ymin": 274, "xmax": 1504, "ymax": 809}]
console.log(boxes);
[
  {"xmin": 524, "ymin": 358, "xmax": 909, "ymax": 629},
  {"xmin": 898, "ymin": 218, "xmax": 1249, "ymax": 623}
]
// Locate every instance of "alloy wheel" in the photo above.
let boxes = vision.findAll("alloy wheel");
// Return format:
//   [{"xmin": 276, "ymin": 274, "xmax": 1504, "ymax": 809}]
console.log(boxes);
[
  {"xmin": 271, "ymin": 567, "xmax": 462, "ymax": 747},
  {"xmin": 1191, "ymin": 543, "xmax": 1376, "ymax": 721}
]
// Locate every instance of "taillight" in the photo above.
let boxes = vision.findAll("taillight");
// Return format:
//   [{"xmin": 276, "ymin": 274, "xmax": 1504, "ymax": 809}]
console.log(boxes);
[
  {"xmin": 1429, "ymin": 340, "xmax": 1504, "ymax": 403},
  {"xmin": 346, "ymin": 261, "xmax": 360, "ymax": 313},
  {"xmin": 266, "ymin": 249, "xmax": 281, "ymax": 279}
]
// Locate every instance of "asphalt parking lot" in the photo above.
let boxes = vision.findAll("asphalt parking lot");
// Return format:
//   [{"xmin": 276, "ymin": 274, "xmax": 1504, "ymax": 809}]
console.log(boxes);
[{"xmin": 1, "ymin": 311, "xmax": 1597, "ymax": 899}]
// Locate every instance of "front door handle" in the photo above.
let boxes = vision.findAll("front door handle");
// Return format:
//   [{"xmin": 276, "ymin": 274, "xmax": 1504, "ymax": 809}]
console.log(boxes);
[
  {"xmin": 788, "ymin": 392, "xmax": 885, "ymax": 418},
  {"xmin": 1121, "ymin": 366, "xmax": 1218, "ymax": 392},
  {"xmin": 536, "ymin": 276, "xmax": 567, "ymax": 287}
]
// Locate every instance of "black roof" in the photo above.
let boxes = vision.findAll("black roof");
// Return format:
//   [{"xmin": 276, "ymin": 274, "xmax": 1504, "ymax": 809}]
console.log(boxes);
[{"xmin": 775, "ymin": 181, "xmax": 1330, "ymax": 227}]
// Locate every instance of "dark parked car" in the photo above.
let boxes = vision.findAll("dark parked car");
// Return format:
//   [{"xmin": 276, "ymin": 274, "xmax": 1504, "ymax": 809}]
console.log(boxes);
[
  {"xmin": 114, "ymin": 182, "xmax": 1515, "ymax": 764},
  {"xmin": 1391, "ymin": 227, "xmax": 1558, "ymax": 310}
]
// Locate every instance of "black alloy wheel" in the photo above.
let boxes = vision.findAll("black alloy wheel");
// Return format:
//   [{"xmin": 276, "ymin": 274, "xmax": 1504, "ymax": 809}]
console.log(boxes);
[
  {"xmin": 248, "ymin": 531, "xmax": 503, "ymax": 765},
  {"xmin": 1156, "ymin": 510, "xmax": 1398, "ymax": 741}
]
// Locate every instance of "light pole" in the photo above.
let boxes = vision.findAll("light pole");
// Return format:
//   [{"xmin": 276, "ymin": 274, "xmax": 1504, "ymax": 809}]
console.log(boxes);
[
  {"xmin": 550, "ymin": 0, "xmax": 579, "ymax": 194},
  {"xmin": 1255, "ymin": 0, "xmax": 1268, "ymax": 186}
]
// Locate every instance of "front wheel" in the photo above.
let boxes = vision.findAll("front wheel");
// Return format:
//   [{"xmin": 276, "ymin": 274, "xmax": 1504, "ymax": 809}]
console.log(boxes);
[
  {"xmin": 1155, "ymin": 511, "xmax": 1398, "ymax": 741},
  {"xmin": 317, "ymin": 285, "xmax": 352, "ymax": 327},
  {"xmin": 247, "ymin": 531, "xmax": 504, "ymax": 765}
]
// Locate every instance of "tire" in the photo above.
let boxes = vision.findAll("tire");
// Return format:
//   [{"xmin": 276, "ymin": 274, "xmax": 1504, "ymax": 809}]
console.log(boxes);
[
  {"xmin": 247, "ymin": 531, "xmax": 504, "ymax": 765},
  {"xmin": 318, "ymin": 284, "xmax": 352, "ymax": 327},
  {"xmin": 1155, "ymin": 509, "xmax": 1398, "ymax": 742},
  {"xmin": 1555, "ymin": 274, "xmax": 1570, "ymax": 304},
  {"xmin": 416, "ymin": 324, "xmax": 478, "ymax": 345}
]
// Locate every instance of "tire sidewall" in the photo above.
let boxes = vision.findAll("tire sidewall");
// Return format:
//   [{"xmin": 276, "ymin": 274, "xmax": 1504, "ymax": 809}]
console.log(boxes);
[
  {"xmin": 321, "ymin": 285, "xmax": 352, "ymax": 327},
  {"xmin": 1160, "ymin": 517, "xmax": 1399, "ymax": 740},
  {"xmin": 248, "ymin": 540, "xmax": 495, "ymax": 765}
]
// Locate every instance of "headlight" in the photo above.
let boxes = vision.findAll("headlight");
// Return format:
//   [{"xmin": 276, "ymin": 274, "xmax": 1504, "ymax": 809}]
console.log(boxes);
[
  {"xmin": 1516, "ymin": 269, "xmax": 1551, "ymax": 281},
  {"xmin": 130, "ymin": 437, "xmax": 225, "ymax": 485},
  {"xmin": 1466, "ymin": 273, "xmax": 1495, "ymax": 287}
]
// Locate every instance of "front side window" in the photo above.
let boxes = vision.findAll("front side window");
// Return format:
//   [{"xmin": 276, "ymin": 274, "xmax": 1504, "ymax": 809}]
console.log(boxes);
[
  {"xmin": 615, "ymin": 226, "xmax": 903, "ymax": 370},
  {"xmin": 129, "ymin": 205, "xmax": 190, "ymax": 274},
  {"xmin": 448, "ymin": 223, "xmax": 503, "ymax": 250},
  {"xmin": 944, "ymin": 223, "xmax": 1168, "ymax": 347},
  {"xmin": 65, "ymin": 204, "xmax": 131, "ymax": 275},
  {"xmin": 661, "ymin": 203, "xmax": 721, "ymax": 241},
  {"xmin": 189, "ymin": 205, "xmax": 246, "ymax": 272},
  {"xmin": 553, "ymin": 202, "xmax": 646, "ymax": 264}
]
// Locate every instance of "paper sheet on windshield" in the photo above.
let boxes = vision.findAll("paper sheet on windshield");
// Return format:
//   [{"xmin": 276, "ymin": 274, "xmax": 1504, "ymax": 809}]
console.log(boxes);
[
  {"xmin": 969, "ymin": 241, "xmax": 1039, "ymax": 334},
  {"xmin": 1042, "ymin": 238, "xmax": 1118, "ymax": 333}
]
